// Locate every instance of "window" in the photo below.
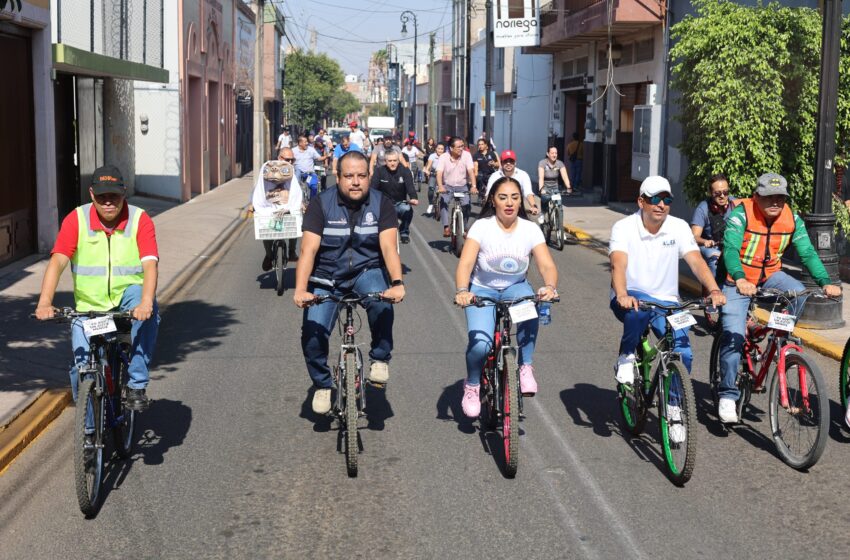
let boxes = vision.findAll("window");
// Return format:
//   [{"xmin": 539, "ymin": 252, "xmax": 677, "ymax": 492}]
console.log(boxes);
[
  {"xmin": 632, "ymin": 107, "xmax": 652, "ymax": 154},
  {"xmin": 635, "ymin": 38, "xmax": 654, "ymax": 63},
  {"xmin": 575, "ymin": 56, "xmax": 588, "ymax": 75},
  {"xmin": 497, "ymin": 48, "xmax": 505, "ymax": 70},
  {"xmin": 508, "ymin": 0, "xmax": 525, "ymax": 18},
  {"xmin": 562, "ymin": 60, "xmax": 573, "ymax": 77},
  {"xmin": 598, "ymin": 50, "xmax": 607, "ymax": 69}
]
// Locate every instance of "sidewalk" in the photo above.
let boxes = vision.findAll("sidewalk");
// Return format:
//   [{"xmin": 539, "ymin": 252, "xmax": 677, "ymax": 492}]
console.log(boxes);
[
  {"xmin": 0, "ymin": 174, "xmax": 254, "ymax": 472},
  {"xmin": 563, "ymin": 200, "xmax": 850, "ymax": 361}
]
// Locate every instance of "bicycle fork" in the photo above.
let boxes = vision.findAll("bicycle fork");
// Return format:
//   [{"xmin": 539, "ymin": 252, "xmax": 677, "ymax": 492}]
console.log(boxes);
[{"xmin": 776, "ymin": 342, "xmax": 810, "ymax": 412}]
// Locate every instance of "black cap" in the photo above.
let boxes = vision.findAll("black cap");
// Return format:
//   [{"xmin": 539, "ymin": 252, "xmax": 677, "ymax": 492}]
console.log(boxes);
[{"xmin": 91, "ymin": 165, "xmax": 125, "ymax": 195}]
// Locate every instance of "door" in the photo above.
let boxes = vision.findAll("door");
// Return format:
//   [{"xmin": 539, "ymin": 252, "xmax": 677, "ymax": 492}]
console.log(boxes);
[{"xmin": 615, "ymin": 83, "xmax": 646, "ymax": 201}]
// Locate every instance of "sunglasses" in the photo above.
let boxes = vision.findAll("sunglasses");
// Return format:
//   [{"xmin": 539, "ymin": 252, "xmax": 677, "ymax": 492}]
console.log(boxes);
[
  {"xmin": 503, "ymin": 160, "xmax": 516, "ymax": 165},
  {"xmin": 643, "ymin": 194, "xmax": 673, "ymax": 205},
  {"xmin": 280, "ymin": 158, "xmax": 295, "ymax": 163},
  {"xmin": 712, "ymin": 190, "xmax": 730, "ymax": 198}
]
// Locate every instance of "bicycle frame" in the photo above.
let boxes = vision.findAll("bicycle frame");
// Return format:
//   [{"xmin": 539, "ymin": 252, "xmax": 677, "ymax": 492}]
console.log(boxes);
[
  {"xmin": 450, "ymin": 193, "xmax": 466, "ymax": 236},
  {"xmin": 81, "ymin": 330, "xmax": 133, "ymax": 439},
  {"xmin": 333, "ymin": 299, "xmax": 366, "ymax": 416}
]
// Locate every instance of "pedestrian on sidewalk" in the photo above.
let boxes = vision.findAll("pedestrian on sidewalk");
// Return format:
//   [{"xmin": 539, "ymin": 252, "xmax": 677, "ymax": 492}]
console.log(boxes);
[
  {"xmin": 34, "ymin": 165, "xmax": 160, "ymax": 411},
  {"xmin": 565, "ymin": 132, "xmax": 583, "ymax": 190}
]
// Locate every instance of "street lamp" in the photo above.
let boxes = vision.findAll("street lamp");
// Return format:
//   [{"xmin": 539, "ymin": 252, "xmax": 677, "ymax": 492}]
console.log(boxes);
[{"xmin": 400, "ymin": 10, "xmax": 417, "ymax": 137}]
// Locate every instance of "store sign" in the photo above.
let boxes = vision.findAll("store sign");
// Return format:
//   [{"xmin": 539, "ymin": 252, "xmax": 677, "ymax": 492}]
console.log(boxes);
[{"xmin": 494, "ymin": 0, "xmax": 540, "ymax": 48}]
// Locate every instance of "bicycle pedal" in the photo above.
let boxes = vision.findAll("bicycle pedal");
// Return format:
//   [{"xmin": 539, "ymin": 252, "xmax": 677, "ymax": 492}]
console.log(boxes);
[{"xmin": 366, "ymin": 380, "xmax": 386, "ymax": 390}]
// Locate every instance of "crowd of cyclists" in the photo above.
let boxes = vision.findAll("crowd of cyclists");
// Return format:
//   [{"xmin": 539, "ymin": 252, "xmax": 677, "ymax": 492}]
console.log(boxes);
[{"xmin": 33, "ymin": 122, "xmax": 850, "ymax": 489}]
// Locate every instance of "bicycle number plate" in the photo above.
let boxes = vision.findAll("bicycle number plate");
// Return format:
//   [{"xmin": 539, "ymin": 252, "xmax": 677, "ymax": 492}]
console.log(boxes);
[
  {"xmin": 767, "ymin": 311, "xmax": 796, "ymax": 332},
  {"xmin": 550, "ymin": 194, "xmax": 562, "ymax": 202},
  {"xmin": 82, "ymin": 316, "xmax": 118, "ymax": 337},
  {"xmin": 666, "ymin": 310, "xmax": 697, "ymax": 329},
  {"xmin": 508, "ymin": 301, "xmax": 538, "ymax": 323},
  {"xmin": 453, "ymin": 192, "xmax": 466, "ymax": 199}
]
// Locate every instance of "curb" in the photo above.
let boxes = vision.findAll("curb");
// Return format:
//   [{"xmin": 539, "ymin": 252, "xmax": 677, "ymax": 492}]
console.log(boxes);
[
  {"xmin": 0, "ymin": 204, "xmax": 251, "ymax": 475},
  {"xmin": 565, "ymin": 223, "xmax": 846, "ymax": 362}
]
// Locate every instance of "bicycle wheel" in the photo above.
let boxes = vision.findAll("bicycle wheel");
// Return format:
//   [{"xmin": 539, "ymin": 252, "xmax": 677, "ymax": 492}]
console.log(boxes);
[
  {"xmin": 74, "ymin": 376, "xmax": 103, "ymax": 517},
  {"xmin": 275, "ymin": 242, "xmax": 286, "ymax": 296},
  {"xmin": 768, "ymin": 352, "xmax": 829, "ymax": 469},
  {"xmin": 708, "ymin": 332, "xmax": 722, "ymax": 410},
  {"xmin": 618, "ymin": 340, "xmax": 648, "ymax": 435},
  {"xmin": 554, "ymin": 206, "xmax": 565, "ymax": 251},
  {"xmin": 542, "ymin": 208, "xmax": 552, "ymax": 242},
  {"xmin": 501, "ymin": 348, "xmax": 519, "ymax": 477},
  {"xmin": 840, "ymin": 337, "xmax": 850, "ymax": 430},
  {"xmin": 453, "ymin": 209, "xmax": 465, "ymax": 257},
  {"xmin": 479, "ymin": 358, "xmax": 498, "ymax": 430},
  {"xmin": 344, "ymin": 350, "xmax": 359, "ymax": 477},
  {"xmin": 112, "ymin": 345, "xmax": 136, "ymax": 459},
  {"xmin": 658, "ymin": 361, "xmax": 697, "ymax": 485}
]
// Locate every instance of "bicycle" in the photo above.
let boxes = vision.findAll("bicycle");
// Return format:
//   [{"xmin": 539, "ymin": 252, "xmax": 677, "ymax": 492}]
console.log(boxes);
[
  {"xmin": 461, "ymin": 294, "xmax": 558, "ymax": 478},
  {"xmin": 841, "ymin": 336, "xmax": 850, "ymax": 432},
  {"xmin": 541, "ymin": 187, "xmax": 566, "ymax": 251},
  {"xmin": 33, "ymin": 308, "xmax": 138, "ymax": 516},
  {"xmin": 447, "ymin": 191, "xmax": 468, "ymax": 257},
  {"xmin": 253, "ymin": 212, "xmax": 302, "ymax": 296},
  {"xmin": 708, "ymin": 288, "xmax": 830, "ymax": 469},
  {"xmin": 306, "ymin": 292, "xmax": 394, "ymax": 477},
  {"xmin": 618, "ymin": 298, "xmax": 708, "ymax": 485}
]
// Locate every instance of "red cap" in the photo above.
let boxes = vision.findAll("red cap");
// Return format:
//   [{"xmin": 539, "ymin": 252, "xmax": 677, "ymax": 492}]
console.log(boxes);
[
  {"xmin": 408, "ymin": 131, "xmax": 415, "ymax": 136},
  {"xmin": 349, "ymin": 121, "xmax": 358, "ymax": 127},
  {"xmin": 500, "ymin": 150, "xmax": 516, "ymax": 162}
]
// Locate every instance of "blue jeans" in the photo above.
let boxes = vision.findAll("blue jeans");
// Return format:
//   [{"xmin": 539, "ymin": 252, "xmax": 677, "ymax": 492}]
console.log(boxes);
[
  {"xmin": 440, "ymin": 187, "xmax": 470, "ymax": 228},
  {"xmin": 717, "ymin": 271, "xmax": 806, "ymax": 400},
  {"xmin": 568, "ymin": 160, "xmax": 583, "ymax": 189},
  {"xmin": 301, "ymin": 268, "xmax": 394, "ymax": 389},
  {"xmin": 70, "ymin": 284, "xmax": 160, "ymax": 399},
  {"xmin": 700, "ymin": 246, "xmax": 722, "ymax": 277},
  {"xmin": 609, "ymin": 290, "xmax": 693, "ymax": 373},
  {"xmin": 464, "ymin": 282, "xmax": 539, "ymax": 385},
  {"xmin": 395, "ymin": 201, "xmax": 413, "ymax": 237}
]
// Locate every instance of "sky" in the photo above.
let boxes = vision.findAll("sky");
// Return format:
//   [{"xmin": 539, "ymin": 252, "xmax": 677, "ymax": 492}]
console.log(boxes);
[{"xmin": 278, "ymin": 0, "xmax": 456, "ymax": 78}]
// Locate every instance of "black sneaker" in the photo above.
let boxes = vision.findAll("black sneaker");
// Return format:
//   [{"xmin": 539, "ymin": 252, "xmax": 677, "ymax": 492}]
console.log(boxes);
[
  {"xmin": 262, "ymin": 255, "xmax": 273, "ymax": 271},
  {"xmin": 288, "ymin": 250, "xmax": 299, "ymax": 261},
  {"xmin": 126, "ymin": 388, "xmax": 150, "ymax": 411},
  {"xmin": 400, "ymin": 236, "xmax": 410, "ymax": 244}
]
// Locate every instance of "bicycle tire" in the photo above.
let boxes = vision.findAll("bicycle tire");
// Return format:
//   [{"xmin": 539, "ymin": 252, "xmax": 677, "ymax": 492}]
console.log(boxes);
[
  {"xmin": 708, "ymin": 332, "xmax": 722, "ymax": 410},
  {"xmin": 479, "ymin": 358, "xmax": 498, "ymax": 430},
  {"xmin": 659, "ymin": 361, "xmax": 697, "ymax": 485},
  {"xmin": 502, "ymin": 348, "xmax": 519, "ymax": 478},
  {"xmin": 618, "ymin": 341, "xmax": 648, "ymax": 435},
  {"xmin": 344, "ymin": 350, "xmax": 359, "ymax": 477},
  {"xmin": 433, "ymin": 195, "xmax": 441, "ymax": 222},
  {"xmin": 768, "ymin": 352, "xmax": 829, "ymax": 469},
  {"xmin": 542, "ymin": 208, "xmax": 552, "ymax": 242},
  {"xmin": 275, "ymin": 242, "xmax": 286, "ymax": 296},
  {"xmin": 112, "ymin": 345, "xmax": 136, "ymax": 459},
  {"xmin": 840, "ymin": 337, "xmax": 850, "ymax": 430},
  {"xmin": 74, "ymin": 376, "xmax": 103, "ymax": 517},
  {"xmin": 554, "ymin": 206, "xmax": 565, "ymax": 251},
  {"xmin": 453, "ymin": 209, "xmax": 465, "ymax": 258}
]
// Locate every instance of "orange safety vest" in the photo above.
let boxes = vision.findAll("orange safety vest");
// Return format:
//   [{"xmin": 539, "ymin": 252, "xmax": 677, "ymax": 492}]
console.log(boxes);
[{"xmin": 730, "ymin": 198, "xmax": 795, "ymax": 285}]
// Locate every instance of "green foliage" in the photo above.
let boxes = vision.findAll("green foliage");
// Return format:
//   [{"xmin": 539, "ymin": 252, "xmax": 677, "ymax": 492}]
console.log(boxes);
[
  {"xmin": 284, "ymin": 50, "xmax": 359, "ymax": 129},
  {"xmin": 837, "ymin": 18, "xmax": 850, "ymax": 168},
  {"xmin": 364, "ymin": 104, "xmax": 391, "ymax": 117},
  {"xmin": 670, "ymin": 0, "xmax": 847, "ymax": 213}
]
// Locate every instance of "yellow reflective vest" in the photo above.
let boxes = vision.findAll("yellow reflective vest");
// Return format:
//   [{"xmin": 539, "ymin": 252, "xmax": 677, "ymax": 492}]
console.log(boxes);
[{"xmin": 70, "ymin": 204, "xmax": 145, "ymax": 311}]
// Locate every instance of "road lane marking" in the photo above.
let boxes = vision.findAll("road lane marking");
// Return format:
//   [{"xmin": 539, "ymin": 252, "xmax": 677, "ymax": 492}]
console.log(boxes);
[{"xmin": 409, "ymin": 222, "xmax": 648, "ymax": 560}]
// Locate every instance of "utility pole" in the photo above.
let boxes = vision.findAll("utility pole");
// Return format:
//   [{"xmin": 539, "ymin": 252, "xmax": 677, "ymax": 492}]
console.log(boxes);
[
  {"xmin": 429, "ymin": 32, "xmax": 436, "ymax": 141},
  {"xmin": 484, "ymin": 0, "xmax": 493, "ymax": 142},
  {"xmin": 253, "ymin": 0, "xmax": 265, "ymax": 175},
  {"xmin": 800, "ymin": 0, "xmax": 844, "ymax": 328}
]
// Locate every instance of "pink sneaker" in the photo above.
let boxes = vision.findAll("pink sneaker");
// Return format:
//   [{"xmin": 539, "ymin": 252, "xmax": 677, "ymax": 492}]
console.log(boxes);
[
  {"xmin": 461, "ymin": 382, "xmax": 481, "ymax": 418},
  {"xmin": 519, "ymin": 365, "xmax": 538, "ymax": 396}
]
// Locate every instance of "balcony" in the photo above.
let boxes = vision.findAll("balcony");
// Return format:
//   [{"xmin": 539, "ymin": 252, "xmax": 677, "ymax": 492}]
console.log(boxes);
[{"xmin": 526, "ymin": 0, "xmax": 663, "ymax": 54}]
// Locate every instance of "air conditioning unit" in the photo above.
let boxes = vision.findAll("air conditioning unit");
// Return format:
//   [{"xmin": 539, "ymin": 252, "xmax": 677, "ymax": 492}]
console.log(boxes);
[{"xmin": 631, "ymin": 105, "xmax": 662, "ymax": 181}]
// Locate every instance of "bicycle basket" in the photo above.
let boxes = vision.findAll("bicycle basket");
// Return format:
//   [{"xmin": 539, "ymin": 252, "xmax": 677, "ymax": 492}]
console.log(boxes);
[{"xmin": 253, "ymin": 214, "xmax": 303, "ymax": 240}]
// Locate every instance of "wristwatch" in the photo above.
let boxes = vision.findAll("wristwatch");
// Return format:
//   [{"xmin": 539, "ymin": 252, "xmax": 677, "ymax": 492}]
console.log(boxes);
[{"xmin": 391, "ymin": 279, "xmax": 404, "ymax": 287}]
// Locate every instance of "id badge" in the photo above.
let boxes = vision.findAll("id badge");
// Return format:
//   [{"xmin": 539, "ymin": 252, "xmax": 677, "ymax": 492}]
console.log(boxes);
[
  {"xmin": 508, "ymin": 301, "xmax": 538, "ymax": 323},
  {"xmin": 666, "ymin": 310, "xmax": 697, "ymax": 330},
  {"xmin": 83, "ymin": 316, "xmax": 118, "ymax": 337},
  {"xmin": 767, "ymin": 311, "xmax": 796, "ymax": 332},
  {"xmin": 550, "ymin": 194, "xmax": 562, "ymax": 202}
]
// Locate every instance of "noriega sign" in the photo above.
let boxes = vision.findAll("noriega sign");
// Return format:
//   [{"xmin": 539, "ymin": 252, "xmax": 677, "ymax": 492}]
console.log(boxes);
[{"xmin": 493, "ymin": 0, "xmax": 541, "ymax": 48}]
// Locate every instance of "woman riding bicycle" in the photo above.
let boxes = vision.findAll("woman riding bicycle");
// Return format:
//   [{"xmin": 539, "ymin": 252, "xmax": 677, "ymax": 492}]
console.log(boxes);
[
  {"xmin": 537, "ymin": 146, "xmax": 572, "ymax": 220},
  {"xmin": 454, "ymin": 177, "xmax": 559, "ymax": 418}
]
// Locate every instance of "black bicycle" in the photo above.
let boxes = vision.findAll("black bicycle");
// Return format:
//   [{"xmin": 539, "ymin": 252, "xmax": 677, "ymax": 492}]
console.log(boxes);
[
  {"xmin": 541, "ymin": 187, "xmax": 566, "ymax": 251},
  {"xmin": 461, "ymin": 294, "xmax": 558, "ymax": 477},
  {"xmin": 307, "ymin": 292, "xmax": 394, "ymax": 477},
  {"xmin": 617, "ymin": 298, "xmax": 707, "ymax": 485},
  {"xmin": 33, "ymin": 308, "xmax": 139, "ymax": 516}
]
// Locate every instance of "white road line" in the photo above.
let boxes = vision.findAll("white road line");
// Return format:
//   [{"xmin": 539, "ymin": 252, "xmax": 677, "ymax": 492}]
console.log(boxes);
[{"xmin": 408, "ymin": 222, "xmax": 648, "ymax": 560}]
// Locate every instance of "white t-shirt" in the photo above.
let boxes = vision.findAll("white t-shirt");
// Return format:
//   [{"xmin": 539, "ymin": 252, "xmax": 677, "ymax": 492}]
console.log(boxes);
[
  {"xmin": 485, "ymin": 168, "xmax": 534, "ymax": 199},
  {"xmin": 468, "ymin": 216, "xmax": 545, "ymax": 290},
  {"xmin": 349, "ymin": 129, "xmax": 368, "ymax": 148},
  {"xmin": 277, "ymin": 133, "xmax": 291, "ymax": 148},
  {"xmin": 608, "ymin": 211, "xmax": 699, "ymax": 302},
  {"xmin": 401, "ymin": 146, "xmax": 421, "ymax": 164}
]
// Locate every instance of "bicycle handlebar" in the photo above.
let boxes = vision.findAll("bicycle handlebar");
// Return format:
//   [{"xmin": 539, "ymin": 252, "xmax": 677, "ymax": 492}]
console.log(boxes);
[
  {"xmin": 30, "ymin": 308, "xmax": 135, "ymax": 322},
  {"xmin": 458, "ymin": 294, "xmax": 561, "ymax": 308},
  {"xmin": 753, "ymin": 287, "xmax": 832, "ymax": 300},
  {"xmin": 637, "ymin": 298, "xmax": 709, "ymax": 312},
  {"xmin": 307, "ymin": 292, "xmax": 395, "ymax": 307}
]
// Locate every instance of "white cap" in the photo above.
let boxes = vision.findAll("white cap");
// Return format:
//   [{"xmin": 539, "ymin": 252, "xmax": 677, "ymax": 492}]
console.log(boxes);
[{"xmin": 639, "ymin": 176, "xmax": 672, "ymax": 198}]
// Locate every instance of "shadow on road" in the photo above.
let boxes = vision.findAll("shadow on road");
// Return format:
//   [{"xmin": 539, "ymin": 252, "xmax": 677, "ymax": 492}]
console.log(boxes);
[
  {"xmin": 428, "ymin": 240, "xmax": 451, "ymax": 254},
  {"xmin": 435, "ymin": 379, "xmax": 476, "ymax": 434},
  {"xmin": 153, "ymin": 300, "xmax": 238, "ymax": 374},
  {"xmin": 255, "ymin": 268, "xmax": 296, "ymax": 292},
  {"xmin": 364, "ymin": 384, "xmax": 394, "ymax": 430}
]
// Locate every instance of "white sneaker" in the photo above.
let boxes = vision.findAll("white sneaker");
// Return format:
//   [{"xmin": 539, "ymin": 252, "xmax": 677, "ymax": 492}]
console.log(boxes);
[
  {"xmin": 312, "ymin": 388, "xmax": 332, "ymax": 414},
  {"xmin": 845, "ymin": 402, "xmax": 850, "ymax": 429},
  {"xmin": 667, "ymin": 405, "xmax": 686, "ymax": 444},
  {"xmin": 615, "ymin": 353, "xmax": 636, "ymax": 384},
  {"xmin": 537, "ymin": 215, "xmax": 546, "ymax": 225},
  {"xmin": 718, "ymin": 398, "xmax": 738, "ymax": 423},
  {"xmin": 369, "ymin": 361, "xmax": 389, "ymax": 384}
]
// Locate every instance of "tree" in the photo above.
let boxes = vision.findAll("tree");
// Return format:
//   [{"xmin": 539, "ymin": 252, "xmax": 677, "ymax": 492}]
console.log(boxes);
[{"xmin": 284, "ymin": 50, "xmax": 359, "ymax": 129}]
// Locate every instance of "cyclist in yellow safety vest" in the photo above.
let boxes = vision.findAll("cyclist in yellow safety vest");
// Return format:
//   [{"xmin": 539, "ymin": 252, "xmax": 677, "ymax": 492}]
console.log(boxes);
[{"xmin": 35, "ymin": 165, "xmax": 160, "ymax": 411}]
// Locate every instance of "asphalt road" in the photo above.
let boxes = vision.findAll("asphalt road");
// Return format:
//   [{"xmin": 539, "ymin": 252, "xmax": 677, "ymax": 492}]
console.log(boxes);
[{"xmin": 2, "ymin": 192, "xmax": 850, "ymax": 559}]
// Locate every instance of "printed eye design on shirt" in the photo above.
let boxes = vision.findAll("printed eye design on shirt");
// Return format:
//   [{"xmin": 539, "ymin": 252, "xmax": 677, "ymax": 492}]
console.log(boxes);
[{"xmin": 479, "ymin": 249, "xmax": 529, "ymax": 277}]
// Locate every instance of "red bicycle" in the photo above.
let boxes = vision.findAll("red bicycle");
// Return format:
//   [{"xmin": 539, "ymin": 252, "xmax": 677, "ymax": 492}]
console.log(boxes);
[{"xmin": 709, "ymin": 288, "xmax": 830, "ymax": 469}]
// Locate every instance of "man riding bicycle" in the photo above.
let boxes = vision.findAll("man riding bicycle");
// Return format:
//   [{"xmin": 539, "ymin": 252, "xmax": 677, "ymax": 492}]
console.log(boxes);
[
  {"xmin": 370, "ymin": 151, "xmax": 419, "ymax": 244},
  {"xmin": 716, "ymin": 173, "xmax": 841, "ymax": 423},
  {"xmin": 34, "ymin": 165, "xmax": 159, "ymax": 411},
  {"xmin": 293, "ymin": 134, "xmax": 326, "ymax": 199},
  {"xmin": 293, "ymin": 151, "xmax": 406, "ymax": 415},
  {"xmin": 436, "ymin": 136, "xmax": 477, "ymax": 237},
  {"xmin": 610, "ymin": 176, "xmax": 725, "ymax": 386},
  {"xmin": 485, "ymin": 150, "xmax": 538, "ymax": 216}
]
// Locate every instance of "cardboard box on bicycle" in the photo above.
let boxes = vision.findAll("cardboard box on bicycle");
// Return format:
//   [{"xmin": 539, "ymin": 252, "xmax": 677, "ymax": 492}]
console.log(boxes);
[{"xmin": 253, "ymin": 214, "xmax": 303, "ymax": 240}]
